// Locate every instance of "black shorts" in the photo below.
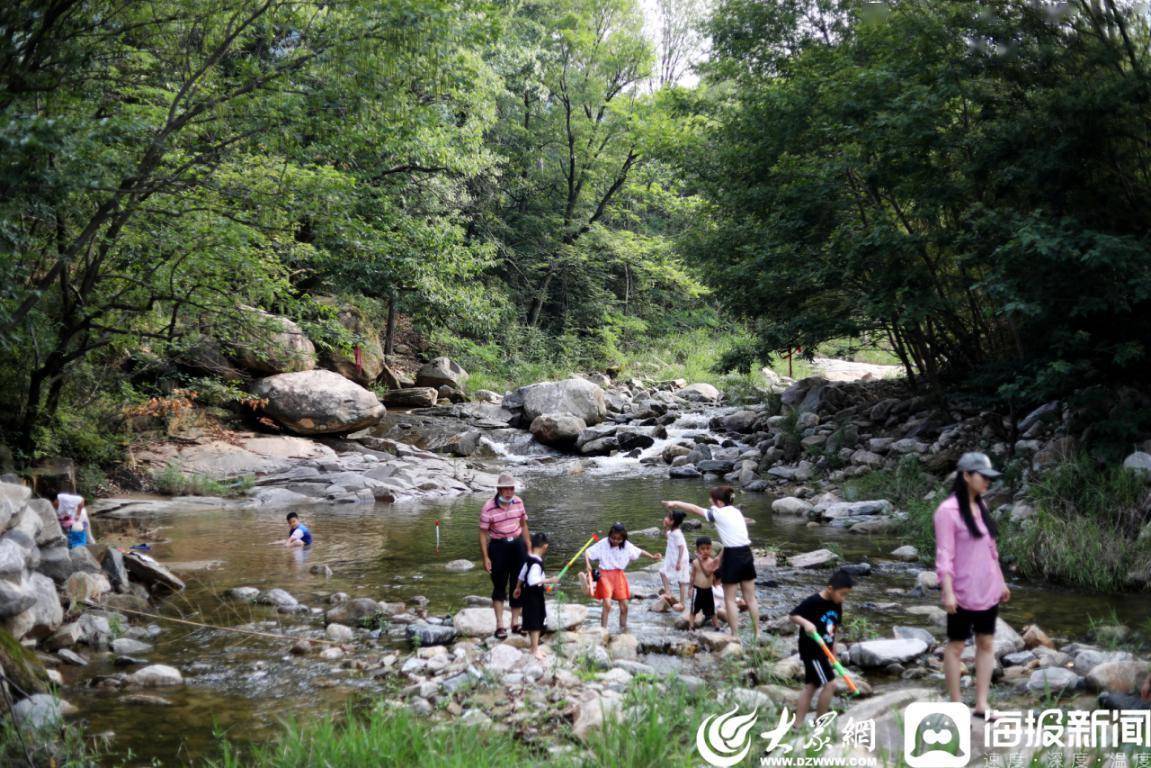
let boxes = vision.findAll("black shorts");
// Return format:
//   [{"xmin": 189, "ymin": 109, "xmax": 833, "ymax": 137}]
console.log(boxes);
[
  {"xmin": 946, "ymin": 604, "xmax": 999, "ymax": 642},
  {"xmin": 488, "ymin": 537, "xmax": 526, "ymax": 608},
  {"xmin": 803, "ymin": 654, "xmax": 835, "ymax": 687},
  {"xmin": 718, "ymin": 545, "xmax": 756, "ymax": 584},
  {"xmin": 692, "ymin": 586, "xmax": 715, "ymax": 620},
  {"xmin": 521, "ymin": 586, "xmax": 546, "ymax": 631}
]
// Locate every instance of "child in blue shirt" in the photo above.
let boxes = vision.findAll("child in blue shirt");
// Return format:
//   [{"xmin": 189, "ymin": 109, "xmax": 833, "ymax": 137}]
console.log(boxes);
[{"xmin": 285, "ymin": 512, "xmax": 312, "ymax": 548}]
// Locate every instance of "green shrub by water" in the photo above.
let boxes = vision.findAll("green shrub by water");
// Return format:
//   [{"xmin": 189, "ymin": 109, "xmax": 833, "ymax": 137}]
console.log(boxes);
[
  {"xmin": 1001, "ymin": 454, "xmax": 1151, "ymax": 591},
  {"xmin": 844, "ymin": 456, "xmax": 943, "ymax": 556},
  {"xmin": 151, "ymin": 464, "xmax": 254, "ymax": 498}
]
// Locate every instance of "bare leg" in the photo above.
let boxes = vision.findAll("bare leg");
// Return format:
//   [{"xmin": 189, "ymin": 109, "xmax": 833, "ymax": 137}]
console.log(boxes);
[
  {"xmin": 723, "ymin": 582, "xmax": 740, "ymax": 637},
  {"xmin": 795, "ymin": 683, "xmax": 817, "ymax": 726},
  {"xmin": 511, "ymin": 606, "xmax": 522, "ymax": 628},
  {"xmin": 816, "ymin": 682, "xmax": 837, "ymax": 716},
  {"xmin": 678, "ymin": 581, "xmax": 688, "ymax": 612},
  {"xmin": 600, "ymin": 599, "xmax": 611, "ymax": 629},
  {"xmin": 740, "ymin": 580, "xmax": 760, "ymax": 641},
  {"xmin": 660, "ymin": 573, "xmax": 672, "ymax": 603},
  {"xmin": 974, "ymin": 634, "xmax": 995, "ymax": 713},
  {"xmin": 493, "ymin": 600, "xmax": 505, "ymax": 631},
  {"xmin": 530, "ymin": 630, "xmax": 544, "ymax": 659},
  {"xmin": 619, "ymin": 599, "xmax": 629, "ymax": 633},
  {"xmin": 944, "ymin": 640, "xmax": 964, "ymax": 702}
]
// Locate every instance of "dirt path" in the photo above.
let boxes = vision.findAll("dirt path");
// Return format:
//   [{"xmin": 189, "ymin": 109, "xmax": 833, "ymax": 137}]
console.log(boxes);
[{"xmin": 812, "ymin": 356, "xmax": 903, "ymax": 382}]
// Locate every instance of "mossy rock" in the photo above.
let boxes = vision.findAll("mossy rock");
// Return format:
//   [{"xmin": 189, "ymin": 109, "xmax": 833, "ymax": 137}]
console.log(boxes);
[{"xmin": 0, "ymin": 626, "xmax": 50, "ymax": 696}]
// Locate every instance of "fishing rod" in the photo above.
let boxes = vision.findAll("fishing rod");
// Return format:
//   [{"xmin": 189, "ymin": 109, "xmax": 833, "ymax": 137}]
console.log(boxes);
[
  {"xmin": 546, "ymin": 533, "xmax": 599, "ymax": 593},
  {"xmin": 80, "ymin": 600, "xmax": 339, "ymax": 645},
  {"xmin": 808, "ymin": 630, "xmax": 860, "ymax": 695}
]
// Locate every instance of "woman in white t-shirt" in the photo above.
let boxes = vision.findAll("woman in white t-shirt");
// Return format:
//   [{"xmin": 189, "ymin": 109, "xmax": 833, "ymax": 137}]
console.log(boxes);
[{"xmin": 663, "ymin": 485, "xmax": 760, "ymax": 642}]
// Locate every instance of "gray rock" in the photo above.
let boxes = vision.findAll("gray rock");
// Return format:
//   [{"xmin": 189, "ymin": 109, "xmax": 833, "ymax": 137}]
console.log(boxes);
[
  {"xmin": 256, "ymin": 588, "xmax": 298, "ymax": 609},
  {"xmin": 892, "ymin": 626, "xmax": 935, "ymax": 645},
  {"xmin": 123, "ymin": 552, "xmax": 185, "ymax": 593},
  {"xmin": 112, "ymin": 638, "xmax": 153, "ymax": 656},
  {"xmin": 13, "ymin": 694, "xmax": 75, "ymax": 729},
  {"xmin": 679, "ymin": 383, "xmax": 720, "ymax": 403},
  {"xmin": 226, "ymin": 586, "xmax": 260, "ymax": 602},
  {"xmin": 669, "ymin": 465, "xmax": 701, "ymax": 479},
  {"xmin": 820, "ymin": 500, "xmax": 893, "ymax": 520},
  {"xmin": 1123, "ymin": 452, "xmax": 1151, "ymax": 481},
  {"xmin": 253, "ymin": 369, "xmax": 385, "ymax": 435},
  {"xmin": 380, "ymin": 387, "xmax": 439, "ymax": 408},
  {"xmin": 229, "ymin": 308, "xmax": 316, "ymax": 375},
  {"xmin": 0, "ymin": 538, "xmax": 24, "ymax": 578},
  {"xmin": 406, "ymin": 623, "xmax": 458, "ymax": 646},
  {"xmin": 36, "ymin": 545, "xmax": 73, "ymax": 584},
  {"xmin": 787, "ymin": 549, "xmax": 839, "ymax": 569},
  {"xmin": 890, "ymin": 545, "xmax": 919, "ymax": 561},
  {"xmin": 325, "ymin": 623, "xmax": 355, "ymax": 643},
  {"xmin": 1026, "ymin": 667, "xmax": 1081, "ymax": 694},
  {"xmin": 530, "ymin": 413, "xmax": 588, "ymax": 448},
  {"xmin": 325, "ymin": 597, "xmax": 383, "ymax": 627},
  {"xmin": 444, "ymin": 559, "xmax": 475, "ymax": 572},
  {"xmin": 514, "ymin": 378, "xmax": 607, "ymax": 427},
  {"xmin": 415, "ymin": 357, "xmax": 469, "ymax": 390},
  {"xmin": 129, "ymin": 664, "xmax": 184, "ymax": 687},
  {"xmin": 0, "ymin": 578, "xmax": 36, "ymax": 617},
  {"xmin": 772, "ymin": 497, "xmax": 813, "ymax": 516},
  {"xmin": 1002, "ymin": 650, "xmax": 1036, "ymax": 667},
  {"xmin": 851, "ymin": 638, "xmax": 928, "ymax": 667}
]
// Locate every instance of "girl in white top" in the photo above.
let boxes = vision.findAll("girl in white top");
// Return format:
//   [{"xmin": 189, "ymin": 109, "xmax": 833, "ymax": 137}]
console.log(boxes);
[
  {"xmin": 658, "ymin": 509, "xmax": 691, "ymax": 613},
  {"xmin": 583, "ymin": 522, "xmax": 661, "ymax": 633},
  {"xmin": 53, "ymin": 491, "xmax": 95, "ymax": 549},
  {"xmin": 663, "ymin": 485, "xmax": 760, "ymax": 642}
]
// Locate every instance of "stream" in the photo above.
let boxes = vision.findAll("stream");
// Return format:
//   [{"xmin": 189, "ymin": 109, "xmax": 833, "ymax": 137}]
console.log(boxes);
[{"xmin": 69, "ymin": 438, "xmax": 1151, "ymax": 765}]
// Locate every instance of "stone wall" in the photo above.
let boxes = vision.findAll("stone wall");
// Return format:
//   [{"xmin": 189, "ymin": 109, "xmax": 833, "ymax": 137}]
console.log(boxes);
[{"xmin": 0, "ymin": 483, "xmax": 65, "ymax": 641}]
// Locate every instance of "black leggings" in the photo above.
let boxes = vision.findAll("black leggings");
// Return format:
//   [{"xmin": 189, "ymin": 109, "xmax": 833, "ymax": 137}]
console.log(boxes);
[{"xmin": 488, "ymin": 537, "xmax": 526, "ymax": 608}]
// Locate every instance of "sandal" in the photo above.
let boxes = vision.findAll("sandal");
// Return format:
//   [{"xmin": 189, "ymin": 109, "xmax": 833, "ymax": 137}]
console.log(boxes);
[
  {"xmin": 494, "ymin": 627, "xmax": 508, "ymax": 640},
  {"xmin": 512, "ymin": 624, "xmax": 525, "ymax": 636},
  {"xmin": 973, "ymin": 711, "xmax": 999, "ymax": 722}
]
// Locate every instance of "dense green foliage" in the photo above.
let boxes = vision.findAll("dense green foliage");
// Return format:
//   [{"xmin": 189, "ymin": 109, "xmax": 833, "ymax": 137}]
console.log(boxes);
[
  {"xmin": 685, "ymin": 0, "xmax": 1151, "ymax": 403},
  {"xmin": 0, "ymin": 0, "xmax": 712, "ymax": 463}
]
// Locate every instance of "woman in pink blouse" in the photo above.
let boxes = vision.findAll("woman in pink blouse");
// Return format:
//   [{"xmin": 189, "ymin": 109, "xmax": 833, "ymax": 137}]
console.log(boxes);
[{"xmin": 934, "ymin": 452, "xmax": 1011, "ymax": 720}]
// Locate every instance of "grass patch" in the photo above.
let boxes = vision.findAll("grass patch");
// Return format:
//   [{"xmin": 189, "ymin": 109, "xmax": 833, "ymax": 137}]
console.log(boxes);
[
  {"xmin": 151, "ymin": 463, "xmax": 254, "ymax": 498},
  {"xmin": 999, "ymin": 453, "xmax": 1150, "ymax": 592},
  {"xmin": 0, "ymin": 715, "xmax": 109, "ymax": 767}
]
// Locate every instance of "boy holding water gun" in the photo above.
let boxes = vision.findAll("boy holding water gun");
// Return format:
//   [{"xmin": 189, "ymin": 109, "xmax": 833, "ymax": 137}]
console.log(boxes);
[{"xmin": 788, "ymin": 569, "xmax": 855, "ymax": 725}]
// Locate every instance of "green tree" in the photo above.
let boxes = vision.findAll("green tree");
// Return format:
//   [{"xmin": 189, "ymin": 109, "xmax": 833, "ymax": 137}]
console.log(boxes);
[{"xmin": 685, "ymin": 0, "xmax": 1151, "ymax": 403}]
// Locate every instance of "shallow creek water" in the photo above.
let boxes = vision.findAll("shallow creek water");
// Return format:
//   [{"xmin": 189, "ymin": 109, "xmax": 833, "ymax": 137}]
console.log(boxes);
[{"xmin": 72, "ymin": 470, "xmax": 1150, "ymax": 765}]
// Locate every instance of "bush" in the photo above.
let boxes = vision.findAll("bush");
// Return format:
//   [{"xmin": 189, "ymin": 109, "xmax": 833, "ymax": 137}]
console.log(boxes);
[
  {"xmin": 845, "ymin": 456, "xmax": 943, "ymax": 553},
  {"xmin": 1000, "ymin": 455, "xmax": 1151, "ymax": 591},
  {"xmin": 151, "ymin": 464, "xmax": 253, "ymax": 498}
]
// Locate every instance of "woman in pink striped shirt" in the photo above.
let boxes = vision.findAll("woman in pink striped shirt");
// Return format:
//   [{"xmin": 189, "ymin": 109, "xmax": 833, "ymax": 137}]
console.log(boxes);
[
  {"xmin": 934, "ymin": 452, "xmax": 1011, "ymax": 720},
  {"xmin": 479, "ymin": 473, "xmax": 532, "ymax": 640}
]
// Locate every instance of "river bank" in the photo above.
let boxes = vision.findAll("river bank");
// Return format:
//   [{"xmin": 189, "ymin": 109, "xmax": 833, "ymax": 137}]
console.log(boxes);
[{"xmin": 4, "ymin": 368, "xmax": 1151, "ymax": 766}]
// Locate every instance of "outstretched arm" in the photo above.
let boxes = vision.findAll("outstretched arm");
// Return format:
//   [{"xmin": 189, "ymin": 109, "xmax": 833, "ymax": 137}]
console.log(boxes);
[{"xmin": 662, "ymin": 500, "xmax": 708, "ymax": 518}]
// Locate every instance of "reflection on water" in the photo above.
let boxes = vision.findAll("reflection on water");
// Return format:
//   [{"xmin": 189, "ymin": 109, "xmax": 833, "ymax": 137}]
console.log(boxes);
[{"xmin": 76, "ymin": 473, "xmax": 1150, "ymax": 764}]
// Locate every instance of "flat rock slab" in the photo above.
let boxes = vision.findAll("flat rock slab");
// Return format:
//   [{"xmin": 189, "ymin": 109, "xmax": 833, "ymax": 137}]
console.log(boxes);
[
  {"xmin": 136, "ymin": 434, "xmax": 337, "ymax": 477},
  {"xmin": 123, "ymin": 552, "xmax": 186, "ymax": 593}
]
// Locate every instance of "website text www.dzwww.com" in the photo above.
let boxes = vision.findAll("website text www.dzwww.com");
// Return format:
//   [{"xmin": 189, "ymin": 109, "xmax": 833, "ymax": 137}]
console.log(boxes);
[{"xmin": 761, "ymin": 757, "xmax": 880, "ymax": 767}]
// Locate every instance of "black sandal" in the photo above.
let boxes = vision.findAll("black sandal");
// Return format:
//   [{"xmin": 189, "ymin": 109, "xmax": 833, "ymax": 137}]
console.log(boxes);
[
  {"xmin": 494, "ymin": 627, "xmax": 508, "ymax": 640},
  {"xmin": 973, "ymin": 711, "xmax": 999, "ymax": 722},
  {"xmin": 512, "ymin": 624, "xmax": 525, "ymax": 636}
]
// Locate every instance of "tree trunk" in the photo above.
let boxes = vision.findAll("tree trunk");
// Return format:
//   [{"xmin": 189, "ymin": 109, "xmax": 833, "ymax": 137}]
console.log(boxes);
[{"xmin": 384, "ymin": 295, "xmax": 397, "ymax": 357}]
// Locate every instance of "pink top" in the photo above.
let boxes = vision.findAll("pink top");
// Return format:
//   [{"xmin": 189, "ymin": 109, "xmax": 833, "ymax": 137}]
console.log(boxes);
[
  {"xmin": 479, "ymin": 496, "xmax": 527, "ymax": 539},
  {"xmin": 933, "ymin": 495, "xmax": 1006, "ymax": 611}
]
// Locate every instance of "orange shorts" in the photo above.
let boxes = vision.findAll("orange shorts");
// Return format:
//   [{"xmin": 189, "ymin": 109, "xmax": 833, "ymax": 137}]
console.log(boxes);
[{"xmin": 594, "ymin": 569, "xmax": 631, "ymax": 601}]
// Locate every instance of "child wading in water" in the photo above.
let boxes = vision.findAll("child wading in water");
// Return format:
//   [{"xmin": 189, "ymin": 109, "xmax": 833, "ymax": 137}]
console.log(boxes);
[
  {"xmin": 284, "ymin": 512, "xmax": 312, "ymax": 548},
  {"xmin": 789, "ymin": 569, "xmax": 855, "ymax": 726},
  {"xmin": 658, "ymin": 510, "xmax": 690, "ymax": 613},
  {"xmin": 513, "ymin": 532, "xmax": 558, "ymax": 659},
  {"xmin": 583, "ymin": 522, "xmax": 660, "ymax": 633}
]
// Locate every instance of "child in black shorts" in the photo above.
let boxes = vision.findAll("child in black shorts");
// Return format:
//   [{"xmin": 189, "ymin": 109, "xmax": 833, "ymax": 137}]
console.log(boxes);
[
  {"xmin": 688, "ymin": 536, "xmax": 721, "ymax": 629},
  {"xmin": 789, "ymin": 569, "xmax": 855, "ymax": 725},
  {"xmin": 513, "ymin": 532, "xmax": 557, "ymax": 659}
]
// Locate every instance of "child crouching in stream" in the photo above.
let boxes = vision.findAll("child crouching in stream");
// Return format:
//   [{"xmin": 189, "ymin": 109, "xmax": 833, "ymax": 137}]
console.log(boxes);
[{"xmin": 512, "ymin": 532, "xmax": 559, "ymax": 659}]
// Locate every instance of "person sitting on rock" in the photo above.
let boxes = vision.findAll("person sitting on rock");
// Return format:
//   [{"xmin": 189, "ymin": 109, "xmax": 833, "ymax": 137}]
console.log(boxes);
[
  {"xmin": 284, "ymin": 511, "xmax": 312, "ymax": 548},
  {"xmin": 53, "ymin": 487, "xmax": 94, "ymax": 549}
]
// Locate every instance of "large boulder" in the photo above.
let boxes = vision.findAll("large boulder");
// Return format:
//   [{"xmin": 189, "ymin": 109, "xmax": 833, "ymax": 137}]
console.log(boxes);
[
  {"xmin": 123, "ymin": 552, "xmax": 185, "ymax": 594},
  {"xmin": 530, "ymin": 414, "xmax": 588, "ymax": 449},
  {"xmin": 1026, "ymin": 667, "xmax": 1081, "ymax": 695},
  {"xmin": 850, "ymin": 638, "xmax": 928, "ymax": 667},
  {"xmin": 380, "ymin": 387, "xmax": 439, "ymax": 408},
  {"xmin": 322, "ymin": 304, "xmax": 385, "ymax": 387},
  {"xmin": 129, "ymin": 664, "xmax": 184, "ymax": 687},
  {"xmin": 253, "ymin": 369, "xmax": 385, "ymax": 435},
  {"xmin": 229, "ymin": 308, "xmax": 316, "ymax": 375},
  {"xmin": 415, "ymin": 357, "xmax": 469, "ymax": 391},
  {"xmin": 324, "ymin": 597, "xmax": 383, "ymax": 627},
  {"xmin": 772, "ymin": 497, "xmax": 813, "ymax": 516},
  {"xmin": 1123, "ymin": 452, "xmax": 1151, "ymax": 481},
  {"xmin": 100, "ymin": 548, "xmax": 130, "ymax": 594},
  {"xmin": 512, "ymin": 378, "xmax": 607, "ymax": 427},
  {"xmin": 678, "ymin": 383, "xmax": 720, "ymax": 403},
  {"xmin": 452, "ymin": 607, "xmax": 498, "ymax": 638},
  {"xmin": 1086, "ymin": 660, "xmax": 1151, "ymax": 694}
]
